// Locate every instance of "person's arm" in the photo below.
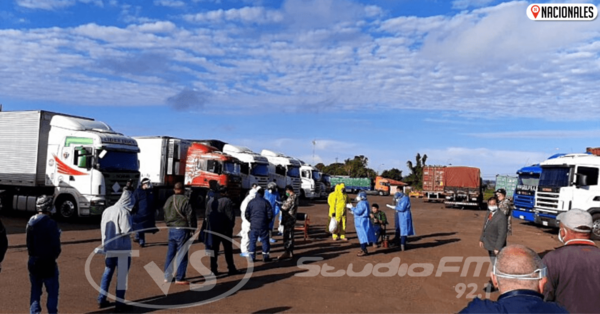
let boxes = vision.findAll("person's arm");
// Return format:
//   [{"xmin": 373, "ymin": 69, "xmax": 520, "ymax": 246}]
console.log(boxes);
[
  {"xmin": 281, "ymin": 197, "xmax": 292, "ymax": 212},
  {"xmin": 267, "ymin": 202, "xmax": 273, "ymax": 221},
  {"xmin": 185, "ymin": 199, "xmax": 197, "ymax": 229},
  {"xmin": 51, "ymin": 220, "xmax": 62, "ymax": 260},
  {"xmin": 245, "ymin": 202, "xmax": 252, "ymax": 222},
  {"xmin": 0, "ymin": 219, "xmax": 7, "ymax": 265},
  {"xmin": 494, "ymin": 213, "xmax": 507, "ymax": 252},
  {"xmin": 541, "ymin": 255, "xmax": 557, "ymax": 301},
  {"xmin": 225, "ymin": 199, "xmax": 235, "ymax": 229}
]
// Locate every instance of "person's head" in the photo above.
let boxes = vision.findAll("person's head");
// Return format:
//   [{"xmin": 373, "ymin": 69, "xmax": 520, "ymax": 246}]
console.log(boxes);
[
  {"xmin": 267, "ymin": 182, "xmax": 277, "ymax": 192},
  {"xmin": 487, "ymin": 196, "xmax": 498, "ymax": 212},
  {"xmin": 491, "ymin": 244, "xmax": 547, "ymax": 294},
  {"xmin": 124, "ymin": 179, "xmax": 135, "ymax": 192},
  {"xmin": 285, "ymin": 185, "xmax": 294, "ymax": 196},
  {"xmin": 371, "ymin": 203, "xmax": 379, "ymax": 213},
  {"xmin": 209, "ymin": 180, "xmax": 220, "ymax": 192},
  {"xmin": 394, "ymin": 191, "xmax": 404, "ymax": 203},
  {"xmin": 256, "ymin": 187, "xmax": 265, "ymax": 197},
  {"xmin": 36, "ymin": 195, "xmax": 55, "ymax": 215},
  {"xmin": 174, "ymin": 182, "xmax": 184, "ymax": 195},
  {"xmin": 251, "ymin": 183, "xmax": 259, "ymax": 190},
  {"xmin": 141, "ymin": 178, "xmax": 151, "ymax": 190},
  {"xmin": 356, "ymin": 191, "xmax": 367, "ymax": 202},
  {"xmin": 557, "ymin": 209, "xmax": 593, "ymax": 243},
  {"xmin": 495, "ymin": 188, "xmax": 506, "ymax": 201}
]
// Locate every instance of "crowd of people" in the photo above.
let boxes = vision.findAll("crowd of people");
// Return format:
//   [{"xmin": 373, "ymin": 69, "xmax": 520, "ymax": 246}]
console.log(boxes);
[{"xmin": 1, "ymin": 182, "xmax": 599, "ymax": 313}]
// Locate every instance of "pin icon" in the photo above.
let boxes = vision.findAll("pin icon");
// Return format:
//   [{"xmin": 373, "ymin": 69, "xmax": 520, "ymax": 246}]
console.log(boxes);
[{"xmin": 531, "ymin": 5, "xmax": 540, "ymax": 19}]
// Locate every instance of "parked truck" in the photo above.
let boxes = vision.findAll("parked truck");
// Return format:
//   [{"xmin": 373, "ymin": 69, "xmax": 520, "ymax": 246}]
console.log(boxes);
[
  {"xmin": 134, "ymin": 136, "xmax": 191, "ymax": 209},
  {"xmin": 298, "ymin": 161, "xmax": 321, "ymax": 199},
  {"xmin": 329, "ymin": 176, "xmax": 392, "ymax": 195},
  {"xmin": 423, "ymin": 166, "xmax": 445, "ymax": 202},
  {"xmin": 0, "ymin": 110, "xmax": 140, "ymax": 219},
  {"xmin": 222, "ymin": 144, "xmax": 270, "ymax": 193},
  {"xmin": 534, "ymin": 153, "xmax": 600, "ymax": 240},
  {"xmin": 443, "ymin": 166, "xmax": 483, "ymax": 209},
  {"xmin": 260, "ymin": 150, "xmax": 302, "ymax": 194},
  {"xmin": 185, "ymin": 142, "xmax": 243, "ymax": 205},
  {"xmin": 513, "ymin": 165, "xmax": 541, "ymax": 222},
  {"xmin": 495, "ymin": 175, "xmax": 518, "ymax": 199}
]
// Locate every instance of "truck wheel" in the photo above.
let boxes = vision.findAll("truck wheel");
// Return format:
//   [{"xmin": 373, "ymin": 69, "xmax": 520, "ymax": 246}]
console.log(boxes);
[
  {"xmin": 378, "ymin": 190, "xmax": 384, "ymax": 196},
  {"xmin": 57, "ymin": 196, "xmax": 77, "ymax": 220},
  {"xmin": 592, "ymin": 213, "xmax": 600, "ymax": 241}
]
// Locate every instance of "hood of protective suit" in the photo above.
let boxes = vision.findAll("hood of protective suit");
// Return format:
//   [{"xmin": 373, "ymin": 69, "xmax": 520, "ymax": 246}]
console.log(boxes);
[
  {"xmin": 394, "ymin": 192, "xmax": 404, "ymax": 201},
  {"xmin": 334, "ymin": 183, "xmax": 345, "ymax": 194},
  {"xmin": 115, "ymin": 190, "xmax": 135, "ymax": 212}
]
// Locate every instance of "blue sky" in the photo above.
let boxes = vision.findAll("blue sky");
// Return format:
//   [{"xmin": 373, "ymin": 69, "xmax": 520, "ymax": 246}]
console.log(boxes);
[{"xmin": 1, "ymin": 0, "xmax": 599, "ymax": 179}]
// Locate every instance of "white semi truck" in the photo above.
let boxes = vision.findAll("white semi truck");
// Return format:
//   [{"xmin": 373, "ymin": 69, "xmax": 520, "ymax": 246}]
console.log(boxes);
[
  {"xmin": 534, "ymin": 153, "xmax": 600, "ymax": 240},
  {"xmin": 260, "ymin": 150, "xmax": 301, "ymax": 194},
  {"xmin": 0, "ymin": 110, "xmax": 140, "ymax": 219},
  {"xmin": 223, "ymin": 144, "xmax": 270, "ymax": 192},
  {"xmin": 298, "ymin": 160, "xmax": 321, "ymax": 199}
]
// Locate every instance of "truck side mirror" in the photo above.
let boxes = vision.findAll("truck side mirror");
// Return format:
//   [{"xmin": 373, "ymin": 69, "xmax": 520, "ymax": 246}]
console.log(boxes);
[{"xmin": 576, "ymin": 174, "xmax": 588, "ymax": 187}]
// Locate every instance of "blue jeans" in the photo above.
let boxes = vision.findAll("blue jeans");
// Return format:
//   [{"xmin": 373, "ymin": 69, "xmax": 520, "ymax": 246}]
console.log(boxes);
[
  {"xmin": 29, "ymin": 266, "xmax": 59, "ymax": 314},
  {"xmin": 164, "ymin": 228, "xmax": 192, "ymax": 281},
  {"xmin": 135, "ymin": 232, "xmax": 146, "ymax": 245},
  {"xmin": 248, "ymin": 230, "xmax": 270, "ymax": 261},
  {"xmin": 98, "ymin": 256, "xmax": 131, "ymax": 307}
]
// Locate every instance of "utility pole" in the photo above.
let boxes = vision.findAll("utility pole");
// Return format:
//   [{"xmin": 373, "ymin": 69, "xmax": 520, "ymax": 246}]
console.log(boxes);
[{"xmin": 312, "ymin": 139, "xmax": 316, "ymax": 165}]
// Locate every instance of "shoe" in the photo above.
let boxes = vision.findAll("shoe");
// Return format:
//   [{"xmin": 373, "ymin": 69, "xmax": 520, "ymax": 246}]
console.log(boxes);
[
  {"xmin": 333, "ymin": 238, "xmax": 339, "ymax": 241},
  {"xmin": 269, "ymin": 238, "xmax": 277, "ymax": 243},
  {"xmin": 228, "ymin": 269, "xmax": 242, "ymax": 276},
  {"xmin": 175, "ymin": 280, "xmax": 190, "ymax": 285},
  {"xmin": 132, "ymin": 238, "xmax": 139, "ymax": 243},
  {"xmin": 115, "ymin": 304, "xmax": 132, "ymax": 313},
  {"xmin": 341, "ymin": 238, "xmax": 349, "ymax": 242},
  {"xmin": 357, "ymin": 250, "xmax": 368, "ymax": 257},
  {"xmin": 372, "ymin": 243, "xmax": 379, "ymax": 248},
  {"xmin": 278, "ymin": 252, "xmax": 291, "ymax": 260},
  {"xmin": 240, "ymin": 252, "xmax": 249, "ymax": 257},
  {"xmin": 139, "ymin": 242, "xmax": 145, "ymax": 248},
  {"xmin": 98, "ymin": 300, "xmax": 110, "ymax": 309},
  {"xmin": 210, "ymin": 269, "xmax": 220, "ymax": 276},
  {"xmin": 401, "ymin": 244, "xmax": 405, "ymax": 252},
  {"xmin": 264, "ymin": 257, "xmax": 273, "ymax": 262}
]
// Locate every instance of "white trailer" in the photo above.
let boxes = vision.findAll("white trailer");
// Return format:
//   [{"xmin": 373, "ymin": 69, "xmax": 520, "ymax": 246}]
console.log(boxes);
[
  {"xmin": 0, "ymin": 110, "xmax": 140, "ymax": 219},
  {"xmin": 534, "ymin": 153, "xmax": 600, "ymax": 240},
  {"xmin": 134, "ymin": 136, "xmax": 191, "ymax": 205},
  {"xmin": 260, "ymin": 150, "xmax": 301, "ymax": 194},
  {"xmin": 223, "ymin": 144, "xmax": 270, "ymax": 191}
]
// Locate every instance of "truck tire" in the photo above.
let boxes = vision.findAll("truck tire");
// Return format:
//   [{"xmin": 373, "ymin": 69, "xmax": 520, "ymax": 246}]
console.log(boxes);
[
  {"xmin": 592, "ymin": 213, "xmax": 600, "ymax": 241},
  {"xmin": 57, "ymin": 196, "xmax": 78, "ymax": 220},
  {"xmin": 378, "ymin": 190, "xmax": 384, "ymax": 196}
]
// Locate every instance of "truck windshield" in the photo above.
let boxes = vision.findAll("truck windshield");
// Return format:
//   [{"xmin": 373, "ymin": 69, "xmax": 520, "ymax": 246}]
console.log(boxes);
[
  {"xmin": 518, "ymin": 173, "xmax": 540, "ymax": 187},
  {"xmin": 539, "ymin": 167, "xmax": 571, "ymax": 188},
  {"xmin": 223, "ymin": 162, "xmax": 241, "ymax": 175},
  {"xmin": 312, "ymin": 171, "xmax": 321, "ymax": 181},
  {"xmin": 251, "ymin": 163, "xmax": 269, "ymax": 176},
  {"xmin": 288, "ymin": 166, "xmax": 300, "ymax": 178},
  {"xmin": 98, "ymin": 150, "xmax": 138, "ymax": 172}
]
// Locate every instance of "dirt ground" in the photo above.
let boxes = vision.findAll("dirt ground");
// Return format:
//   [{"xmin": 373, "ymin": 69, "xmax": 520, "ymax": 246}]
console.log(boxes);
[{"xmin": 1, "ymin": 196, "xmax": 596, "ymax": 314}]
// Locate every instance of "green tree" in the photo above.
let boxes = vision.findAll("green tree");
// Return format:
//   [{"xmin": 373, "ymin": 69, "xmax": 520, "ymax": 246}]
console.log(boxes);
[
  {"xmin": 381, "ymin": 168, "xmax": 403, "ymax": 181},
  {"xmin": 315, "ymin": 163, "xmax": 325, "ymax": 171},
  {"xmin": 405, "ymin": 153, "xmax": 428, "ymax": 189}
]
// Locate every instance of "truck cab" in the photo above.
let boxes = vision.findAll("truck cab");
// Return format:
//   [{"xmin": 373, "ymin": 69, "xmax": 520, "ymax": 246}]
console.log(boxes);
[
  {"xmin": 372, "ymin": 176, "xmax": 391, "ymax": 196},
  {"xmin": 534, "ymin": 153, "xmax": 600, "ymax": 240},
  {"xmin": 298, "ymin": 162, "xmax": 321, "ymax": 199},
  {"xmin": 513, "ymin": 165, "xmax": 541, "ymax": 222},
  {"xmin": 260, "ymin": 150, "xmax": 301, "ymax": 194},
  {"xmin": 185, "ymin": 143, "xmax": 243, "ymax": 204},
  {"xmin": 223, "ymin": 144, "xmax": 270, "ymax": 192}
]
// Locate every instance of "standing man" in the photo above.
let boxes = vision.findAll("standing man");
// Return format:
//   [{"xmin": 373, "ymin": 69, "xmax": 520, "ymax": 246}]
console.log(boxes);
[
  {"xmin": 205, "ymin": 185, "xmax": 239, "ymax": 276},
  {"xmin": 27, "ymin": 195, "xmax": 61, "ymax": 314},
  {"xmin": 245, "ymin": 188, "xmax": 273, "ymax": 262},
  {"xmin": 460, "ymin": 244, "xmax": 567, "ymax": 313},
  {"xmin": 496, "ymin": 188, "xmax": 513, "ymax": 236},
  {"xmin": 98, "ymin": 187, "xmax": 135, "ymax": 311},
  {"xmin": 350, "ymin": 191, "xmax": 376, "ymax": 256},
  {"xmin": 328, "ymin": 184, "xmax": 348, "ymax": 241},
  {"xmin": 264, "ymin": 182, "xmax": 281, "ymax": 243},
  {"xmin": 542, "ymin": 209, "xmax": 600, "ymax": 313},
  {"xmin": 386, "ymin": 191, "xmax": 415, "ymax": 251},
  {"xmin": 163, "ymin": 182, "xmax": 197, "ymax": 285},
  {"xmin": 132, "ymin": 178, "xmax": 157, "ymax": 247},
  {"xmin": 279, "ymin": 185, "xmax": 299, "ymax": 260},
  {"xmin": 239, "ymin": 186, "xmax": 260, "ymax": 257},
  {"xmin": 479, "ymin": 196, "xmax": 508, "ymax": 293},
  {"xmin": 0, "ymin": 218, "xmax": 7, "ymax": 273}
]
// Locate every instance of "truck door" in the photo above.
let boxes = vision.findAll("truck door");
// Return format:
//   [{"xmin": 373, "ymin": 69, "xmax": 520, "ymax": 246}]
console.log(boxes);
[
  {"xmin": 573, "ymin": 166, "xmax": 600, "ymax": 210},
  {"xmin": 54, "ymin": 146, "xmax": 92, "ymax": 195}
]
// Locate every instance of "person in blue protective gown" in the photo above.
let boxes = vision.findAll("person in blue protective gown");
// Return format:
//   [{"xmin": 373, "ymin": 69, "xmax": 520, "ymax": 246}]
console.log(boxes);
[
  {"xmin": 386, "ymin": 191, "xmax": 415, "ymax": 251},
  {"xmin": 350, "ymin": 191, "xmax": 377, "ymax": 256},
  {"xmin": 263, "ymin": 182, "xmax": 281, "ymax": 244}
]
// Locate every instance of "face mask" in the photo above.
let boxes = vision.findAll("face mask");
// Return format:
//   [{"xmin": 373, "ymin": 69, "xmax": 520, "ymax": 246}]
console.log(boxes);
[
  {"xmin": 558, "ymin": 228, "xmax": 566, "ymax": 244},
  {"xmin": 286, "ymin": 192, "xmax": 290, "ymax": 196},
  {"xmin": 488, "ymin": 206, "xmax": 498, "ymax": 212}
]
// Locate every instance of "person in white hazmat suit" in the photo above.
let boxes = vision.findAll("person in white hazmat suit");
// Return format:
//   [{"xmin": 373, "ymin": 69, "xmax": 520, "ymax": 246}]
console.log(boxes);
[{"xmin": 239, "ymin": 186, "xmax": 261, "ymax": 257}]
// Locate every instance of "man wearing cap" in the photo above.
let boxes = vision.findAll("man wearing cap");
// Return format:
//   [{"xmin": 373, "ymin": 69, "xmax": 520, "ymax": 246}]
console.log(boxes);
[
  {"xmin": 132, "ymin": 178, "xmax": 157, "ymax": 247},
  {"xmin": 163, "ymin": 182, "xmax": 197, "ymax": 285},
  {"xmin": 460, "ymin": 244, "xmax": 567, "ymax": 313},
  {"xmin": 278, "ymin": 185, "xmax": 299, "ymax": 260},
  {"xmin": 495, "ymin": 188, "xmax": 514, "ymax": 235},
  {"xmin": 27, "ymin": 195, "xmax": 61, "ymax": 314},
  {"xmin": 542, "ymin": 209, "xmax": 600, "ymax": 313},
  {"xmin": 204, "ymin": 185, "xmax": 240, "ymax": 276}
]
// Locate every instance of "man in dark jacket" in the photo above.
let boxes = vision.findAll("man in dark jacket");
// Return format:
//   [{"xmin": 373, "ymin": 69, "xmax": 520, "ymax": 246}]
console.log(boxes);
[
  {"xmin": 245, "ymin": 188, "xmax": 273, "ymax": 262},
  {"xmin": 279, "ymin": 185, "xmax": 298, "ymax": 260},
  {"xmin": 460, "ymin": 244, "xmax": 567, "ymax": 313},
  {"xmin": 27, "ymin": 195, "xmax": 61, "ymax": 314},
  {"xmin": 132, "ymin": 178, "xmax": 157, "ymax": 247},
  {"xmin": 205, "ymin": 185, "xmax": 239, "ymax": 276},
  {"xmin": 479, "ymin": 197, "xmax": 508, "ymax": 293},
  {"xmin": 163, "ymin": 182, "xmax": 197, "ymax": 285},
  {"xmin": 0, "ymin": 218, "xmax": 7, "ymax": 273}
]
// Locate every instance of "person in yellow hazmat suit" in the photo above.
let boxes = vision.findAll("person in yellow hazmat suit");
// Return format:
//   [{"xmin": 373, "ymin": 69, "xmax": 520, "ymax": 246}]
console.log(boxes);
[{"xmin": 328, "ymin": 184, "xmax": 349, "ymax": 241}]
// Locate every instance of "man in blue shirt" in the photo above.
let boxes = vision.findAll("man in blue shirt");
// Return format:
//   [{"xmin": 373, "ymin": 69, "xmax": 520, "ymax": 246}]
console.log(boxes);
[{"xmin": 460, "ymin": 244, "xmax": 567, "ymax": 314}]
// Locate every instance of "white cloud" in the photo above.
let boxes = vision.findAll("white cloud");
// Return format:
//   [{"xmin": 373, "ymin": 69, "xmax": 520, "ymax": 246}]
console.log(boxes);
[
  {"xmin": 15, "ymin": 0, "xmax": 75, "ymax": 10},
  {"xmin": 452, "ymin": 0, "xmax": 495, "ymax": 10},
  {"xmin": 153, "ymin": 0, "xmax": 185, "ymax": 8},
  {"xmin": 467, "ymin": 129, "xmax": 600, "ymax": 139},
  {"xmin": 184, "ymin": 7, "xmax": 284, "ymax": 24}
]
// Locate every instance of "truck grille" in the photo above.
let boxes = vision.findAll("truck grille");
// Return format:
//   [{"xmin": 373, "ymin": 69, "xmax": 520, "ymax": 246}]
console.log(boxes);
[
  {"xmin": 292, "ymin": 178, "xmax": 301, "ymax": 194},
  {"xmin": 256, "ymin": 176, "xmax": 269, "ymax": 189},
  {"xmin": 514, "ymin": 194, "xmax": 535, "ymax": 210},
  {"xmin": 535, "ymin": 191, "xmax": 559, "ymax": 212}
]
